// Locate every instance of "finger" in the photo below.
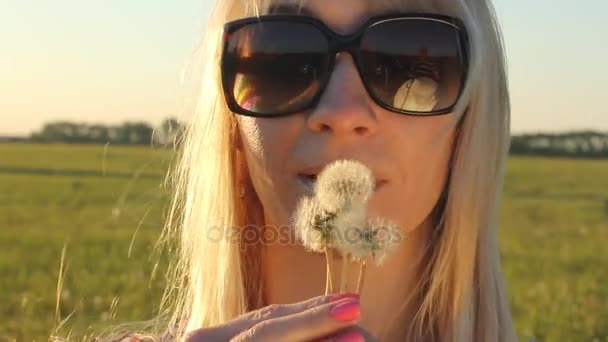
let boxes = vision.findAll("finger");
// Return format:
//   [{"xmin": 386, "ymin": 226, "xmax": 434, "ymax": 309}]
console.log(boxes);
[
  {"xmin": 186, "ymin": 293, "xmax": 359, "ymax": 342},
  {"xmin": 231, "ymin": 297, "xmax": 361, "ymax": 342}
]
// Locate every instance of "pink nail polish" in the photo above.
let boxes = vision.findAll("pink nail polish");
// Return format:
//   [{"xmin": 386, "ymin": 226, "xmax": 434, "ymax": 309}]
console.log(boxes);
[
  {"xmin": 334, "ymin": 331, "xmax": 364, "ymax": 342},
  {"xmin": 330, "ymin": 299, "xmax": 360, "ymax": 322},
  {"xmin": 328, "ymin": 293, "xmax": 360, "ymax": 302}
]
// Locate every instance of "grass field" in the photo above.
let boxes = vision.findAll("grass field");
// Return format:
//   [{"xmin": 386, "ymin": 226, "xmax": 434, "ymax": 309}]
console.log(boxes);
[{"xmin": 1, "ymin": 143, "xmax": 607, "ymax": 341}]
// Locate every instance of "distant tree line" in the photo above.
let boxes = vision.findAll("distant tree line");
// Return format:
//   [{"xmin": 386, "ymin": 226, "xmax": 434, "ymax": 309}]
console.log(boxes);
[
  {"xmin": 510, "ymin": 131, "xmax": 608, "ymax": 158},
  {"xmin": 6, "ymin": 121, "xmax": 608, "ymax": 158},
  {"xmin": 27, "ymin": 118, "xmax": 185, "ymax": 146}
]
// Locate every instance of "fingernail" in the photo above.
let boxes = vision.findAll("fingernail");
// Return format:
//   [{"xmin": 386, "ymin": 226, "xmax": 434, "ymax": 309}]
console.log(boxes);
[
  {"xmin": 334, "ymin": 331, "xmax": 364, "ymax": 342},
  {"xmin": 330, "ymin": 299, "xmax": 360, "ymax": 322},
  {"xmin": 328, "ymin": 293, "xmax": 359, "ymax": 302}
]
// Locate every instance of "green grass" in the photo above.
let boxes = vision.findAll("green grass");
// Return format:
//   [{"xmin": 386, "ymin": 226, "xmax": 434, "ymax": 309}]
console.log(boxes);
[
  {"xmin": 1, "ymin": 143, "xmax": 607, "ymax": 341},
  {"xmin": 500, "ymin": 157, "xmax": 608, "ymax": 341},
  {"xmin": 0, "ymin": 143, "xmax": 172, "ymax": 341}
]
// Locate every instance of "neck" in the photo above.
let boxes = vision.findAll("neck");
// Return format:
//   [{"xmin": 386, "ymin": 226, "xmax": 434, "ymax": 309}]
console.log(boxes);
[{"xmin": 260, "ymin": 216, "xmax": 432, "ymax": 341}]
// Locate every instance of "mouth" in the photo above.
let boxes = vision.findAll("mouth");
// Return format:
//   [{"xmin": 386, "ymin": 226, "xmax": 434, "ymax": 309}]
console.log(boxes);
[
  {"xmin": 296, "ymin": 172, "xmax": 387, "ymax": 193},
  {"xmin": 296, "ymin": 173, "xmax": 318, "ymax": 193}
]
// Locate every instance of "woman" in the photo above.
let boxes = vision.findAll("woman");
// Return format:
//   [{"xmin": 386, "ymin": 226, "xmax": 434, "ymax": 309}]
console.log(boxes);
[{"xmin": 100, "ymin": 0, "xmax": 515, "ymax": 340}]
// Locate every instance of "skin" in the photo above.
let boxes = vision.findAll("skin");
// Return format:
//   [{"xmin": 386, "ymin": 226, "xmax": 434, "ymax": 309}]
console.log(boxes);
[{"xmin": 189, "ymin": 0, "xmax": 459, "ymax": 340}]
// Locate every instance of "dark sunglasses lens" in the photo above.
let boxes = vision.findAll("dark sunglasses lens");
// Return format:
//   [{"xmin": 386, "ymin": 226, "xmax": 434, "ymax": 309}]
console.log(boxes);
[
  {"xmin": 224, "ymin": 21, "xmax": 330, "ymax": 115},
  {"xmin": 361, "ymin": 19, "xmax": 466, "ymax": 113}
]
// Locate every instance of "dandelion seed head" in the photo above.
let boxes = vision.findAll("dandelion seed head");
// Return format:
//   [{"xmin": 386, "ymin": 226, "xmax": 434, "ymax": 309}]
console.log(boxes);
[
  {"xmin": 331, "ymin": 201, "xmax": 367, "ymax": 246},
  {"xmin": 294, "ymin": 159, "xmax": 402, "ymax": 265},
  {"xmin": 335, "ymin": 217, "xmax": 402, "ymax": 265},
  {"xmin": 292, "ymin": 196, "xmax": 329, "ymax": 252},
  {"xmin": 367, "ymin": 217, "xmax": 402, "ymax": 265},
  {"xmin": 315, "ymin": 160, "xmax": 374, "ymax": 213}
]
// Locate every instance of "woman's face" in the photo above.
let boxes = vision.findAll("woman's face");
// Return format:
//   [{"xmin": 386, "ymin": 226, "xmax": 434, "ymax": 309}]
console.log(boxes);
[{"xmin": 236, "ymin": 0, "xmax": 458, "ymax": 234}]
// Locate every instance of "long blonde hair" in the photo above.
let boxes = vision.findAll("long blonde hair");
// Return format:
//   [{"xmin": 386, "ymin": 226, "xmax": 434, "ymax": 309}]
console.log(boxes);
[{"xmin": 148, "ymin": 0, "xmax": 517, "ymax": 341}]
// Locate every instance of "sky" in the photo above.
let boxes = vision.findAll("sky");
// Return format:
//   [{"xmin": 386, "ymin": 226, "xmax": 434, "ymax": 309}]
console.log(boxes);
[{"xmin": 1, "ymin": 0, "xmax": 606, "ymax": 136}]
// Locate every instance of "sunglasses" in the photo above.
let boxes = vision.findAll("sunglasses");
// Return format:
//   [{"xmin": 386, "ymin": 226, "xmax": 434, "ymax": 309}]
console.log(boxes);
[{"xmin": 220, "ymin": 13, "xmax": 469, "ymax": 118}]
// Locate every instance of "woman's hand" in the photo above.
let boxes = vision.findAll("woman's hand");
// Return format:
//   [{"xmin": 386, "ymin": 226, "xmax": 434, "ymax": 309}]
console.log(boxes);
[{"xmin": 185, "ymin": 293, "xmax": 366, "ymax": 342}]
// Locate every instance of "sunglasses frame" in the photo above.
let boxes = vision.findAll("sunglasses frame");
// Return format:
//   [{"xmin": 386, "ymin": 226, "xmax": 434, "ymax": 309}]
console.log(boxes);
[{"xmin": 221, "ymin": 13, "xmax": 470, "ymax": 118}]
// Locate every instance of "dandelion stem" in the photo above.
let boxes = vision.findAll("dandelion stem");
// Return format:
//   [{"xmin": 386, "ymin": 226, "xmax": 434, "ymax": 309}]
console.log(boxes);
[
  {"xmin": 340, "ymin": 253, "xmax": 349, "ymax": 293},
  {"xmin": 325, "ymin": 264, "xmax": 330, "ymax": 295},
  {"xmin": 324, "ymin": 246, "xmax": 335, "ymax": 295},
  {"xmin": 356, "ymin": 259, "xmax": 367, "ymax": 294}
]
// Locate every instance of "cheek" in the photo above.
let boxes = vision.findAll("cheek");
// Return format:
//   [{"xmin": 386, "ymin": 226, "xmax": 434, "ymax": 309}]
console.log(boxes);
[
  {"xmin": 403, "ymin": 135, "xmax": 453, "ymax": 228},
  {"xmin": 238, "ymin": 116, "xmax": 286, "ymax": 187},
  {"xmin": 371, "ymin": 115, "xmax": 456, "ymax": 232},
  {"xmin": 237, "ymin": 116, "xmax": 302, "ymax": 220},
  {"xmin": 237, "ymin": 116, "xmax": 266, "ymax": 160}
]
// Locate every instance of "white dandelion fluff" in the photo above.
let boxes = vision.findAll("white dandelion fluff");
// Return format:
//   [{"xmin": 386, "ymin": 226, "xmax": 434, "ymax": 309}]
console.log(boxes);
[
  {"xmin": 335, "ymin": 216, "xmax": 402, "ymax": 294},
  {"xmin": 291, "ymin": 159, "xmax": 402, "ymax": 295},
  {"xmin": 292, "ymin": 195, "xmax": 339, "ymax": 294},
  {"xmin": 314, "ymin": 160, "xmax": 374, "ymax": 214},
  {"xmin": 341, "ymin": 217, "xmax": 402, "ymax": 266},
  {"xmin": 311, "ymin": 160, "xmax": 376, "ymax": 293},
  {"xmin": 293, "ymin": 196, "xmax": 326, "ymax": 253},
  {"xmin": 330, "ymin": 202, "xmax": 367, "ymax": 247}
]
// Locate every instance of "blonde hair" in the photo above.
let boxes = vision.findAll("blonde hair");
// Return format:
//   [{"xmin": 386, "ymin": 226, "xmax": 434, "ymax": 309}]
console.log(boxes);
[{"xmin": 108, "ymin": 0, "xmax": 517, "ymax": 341}]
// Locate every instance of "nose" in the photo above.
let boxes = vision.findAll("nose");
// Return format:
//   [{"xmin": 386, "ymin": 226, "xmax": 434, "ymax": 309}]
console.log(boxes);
[{"xmin": 306, "ymin": 53, "xmax": 378, "ymax": 138}]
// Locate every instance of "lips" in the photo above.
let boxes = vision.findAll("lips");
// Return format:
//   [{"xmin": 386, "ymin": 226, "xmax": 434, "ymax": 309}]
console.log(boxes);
[
  {"xmin": 297, "ymin": 166, "xmax": 323, "ymax": 179},
  {"xmin": 299, "ymin": 172, "xmax": 318, "ymax": 182},
  {"xmin": 296, "ymin": 173, "xmax": 317, "ymax": 192},
  {"xmin": 296, "ymin": 168, "xmax": 388, "ymax": 192}
]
